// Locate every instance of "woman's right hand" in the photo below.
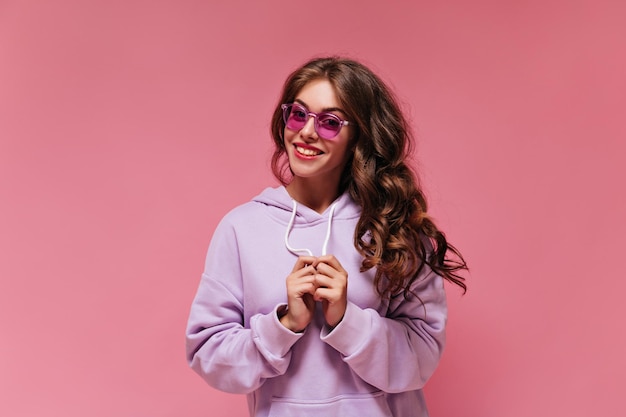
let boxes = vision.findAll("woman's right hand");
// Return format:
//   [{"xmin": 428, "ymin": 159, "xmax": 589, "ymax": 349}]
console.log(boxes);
[{"xmin": 279, "ymin": 256, "xmax": 318, "ymax": 333}]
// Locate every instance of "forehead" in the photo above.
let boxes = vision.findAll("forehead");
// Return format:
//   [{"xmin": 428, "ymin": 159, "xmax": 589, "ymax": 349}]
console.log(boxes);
[{"xmin": 294, "ymin": 79, "xmax": 342, "ymax": 112}]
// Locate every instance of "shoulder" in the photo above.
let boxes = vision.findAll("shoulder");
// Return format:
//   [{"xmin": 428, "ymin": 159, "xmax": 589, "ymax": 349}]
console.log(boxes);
[{"xmin": 217, "ymin": 200, "xmax": 268, "ymax": 230}]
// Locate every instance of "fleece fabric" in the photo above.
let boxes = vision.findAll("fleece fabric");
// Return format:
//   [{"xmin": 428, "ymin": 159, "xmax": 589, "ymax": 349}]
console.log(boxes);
[{"xmin": 186, "ymin": 186, "xmax": 447, "ymax": 417}]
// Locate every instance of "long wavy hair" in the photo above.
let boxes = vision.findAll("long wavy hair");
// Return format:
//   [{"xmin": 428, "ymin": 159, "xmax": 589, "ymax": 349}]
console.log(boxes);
[{"xmin": 270, "ymin": 57, "xmax": 467, "ymax": 299}]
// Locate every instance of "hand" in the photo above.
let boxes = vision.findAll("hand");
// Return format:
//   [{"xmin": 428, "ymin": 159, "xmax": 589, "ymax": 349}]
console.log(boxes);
[
  {"xmin": 280, "ymin": 256, "xmax": 318, "ymax": 332},
  {"xmin": 312, "ymin": 255, "xmax": 348, "ymax": 329}
]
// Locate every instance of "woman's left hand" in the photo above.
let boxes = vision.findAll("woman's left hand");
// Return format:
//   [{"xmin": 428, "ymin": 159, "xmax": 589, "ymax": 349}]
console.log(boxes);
[{"xmin": 312, "ymin": 255, "xmax": 348, "ymax": 329}]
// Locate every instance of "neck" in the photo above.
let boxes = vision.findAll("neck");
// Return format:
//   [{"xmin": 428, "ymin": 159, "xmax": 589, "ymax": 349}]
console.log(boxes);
[{"xmin": 286, "ymin": 178, "xmax": 340, "ymax": 214}]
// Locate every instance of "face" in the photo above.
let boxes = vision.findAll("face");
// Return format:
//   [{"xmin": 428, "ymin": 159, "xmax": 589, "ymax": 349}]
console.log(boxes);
[{"xmin": 283, "ymin": 79, "xmax": 353, "ymax": 189}]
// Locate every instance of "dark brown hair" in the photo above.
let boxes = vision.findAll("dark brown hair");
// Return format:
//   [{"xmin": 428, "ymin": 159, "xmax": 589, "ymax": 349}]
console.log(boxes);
[{"xmin": 271, "ymin": 57, "xmax": 467, "ymax": 298}]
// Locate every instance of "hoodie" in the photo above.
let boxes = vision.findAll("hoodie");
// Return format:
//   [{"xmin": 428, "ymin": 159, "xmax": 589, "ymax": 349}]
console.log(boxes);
[{"xmin": 186, "ymin": 186, "xmax": 447, "ymax": 417}]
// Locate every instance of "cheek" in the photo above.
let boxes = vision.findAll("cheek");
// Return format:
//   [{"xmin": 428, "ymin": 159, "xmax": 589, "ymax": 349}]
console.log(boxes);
[
  {"xmin": 336, "ymin": 134, "xmax": 354, "ymax": 159},
  {"xmin": 283, "ymin": 128, "xmax": 295, "ymax": 144},
  {"xmin": 329, "ymin": 142, "xmax": 353, "ymax": 165}
]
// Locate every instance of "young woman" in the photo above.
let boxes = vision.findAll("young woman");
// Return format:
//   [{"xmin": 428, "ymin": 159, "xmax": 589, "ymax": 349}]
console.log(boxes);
[{"xmin": 186, "ymin": 57, "xmax": 467, "ymax": 417}]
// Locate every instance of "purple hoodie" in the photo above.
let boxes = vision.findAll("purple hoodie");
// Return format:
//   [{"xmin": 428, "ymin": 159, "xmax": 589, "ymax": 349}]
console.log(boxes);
[{"xmin": 186, "ymin": 186, "xmax": 447, "ymax": 417}]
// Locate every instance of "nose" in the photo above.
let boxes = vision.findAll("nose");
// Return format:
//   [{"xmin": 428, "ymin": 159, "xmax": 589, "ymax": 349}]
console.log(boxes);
[{"xmin": 299, "ymin": 115, "xmax": 318, "ymax": 139}]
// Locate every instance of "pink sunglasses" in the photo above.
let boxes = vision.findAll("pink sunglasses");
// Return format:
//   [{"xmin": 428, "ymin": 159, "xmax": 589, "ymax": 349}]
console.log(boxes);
[{"xmin": 281, "ymin": 103, "xmax": 351, "ymax": 140}]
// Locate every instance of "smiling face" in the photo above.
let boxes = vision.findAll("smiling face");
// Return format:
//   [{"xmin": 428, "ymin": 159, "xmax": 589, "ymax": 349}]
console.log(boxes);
[{"xmin": 283, "ymin": 78, "xmax": 354, "ymax": 195}]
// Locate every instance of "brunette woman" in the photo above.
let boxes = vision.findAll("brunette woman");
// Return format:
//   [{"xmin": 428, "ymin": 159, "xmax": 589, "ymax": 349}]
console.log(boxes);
[{"xmin": 186, "ymin": 56, "xmax": 467, "ymax": 417}]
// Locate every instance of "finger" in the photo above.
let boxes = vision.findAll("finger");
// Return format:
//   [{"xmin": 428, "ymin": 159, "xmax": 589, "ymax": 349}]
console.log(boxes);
[
  {"xmin": 290, "ymin": 265, "xmax": 317, "ymax": 280},
  {"xmin": 292, "ymin": 256, "xmax": 318, "ymax": 272},
  {"xmin": 315, "ymin": 255, "xmax": 347, "ymax": 274},
  {"xmin": 314, "ymin": 262, "xmax": 337, "ymax": 277},
  {"xmin": 314, "ymin": 275, "xmax": 347, "ymax": 298},
  {"xmin": 313, "ymin": 273, "xmax": 334, "ymax": 288},
  {"xmin": 315, "ymin": 263, "xmax": 348, "ymax": 283},
  {"xmin": 288, "ymin": 276, "xmax": 318, "ymax": 294},
  {"xmin": 313, "ymin": 287, "xmax": 343, "ymax": 303},
  {"xmin": 297, "ymin": 282, "xmax": 318, "ymax": 297}
]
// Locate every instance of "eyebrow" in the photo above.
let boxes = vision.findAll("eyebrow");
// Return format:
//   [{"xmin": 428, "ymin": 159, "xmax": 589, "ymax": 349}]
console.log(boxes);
[{"xmin": 294, "ymin": 98, "xmax": 347, "ymax": 116}]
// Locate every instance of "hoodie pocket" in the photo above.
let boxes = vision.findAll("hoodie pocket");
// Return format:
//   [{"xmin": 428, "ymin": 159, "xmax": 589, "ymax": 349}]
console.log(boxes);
[{"xmin": 268, "ymin": 391, "xmax": 392, "ymax": 417}]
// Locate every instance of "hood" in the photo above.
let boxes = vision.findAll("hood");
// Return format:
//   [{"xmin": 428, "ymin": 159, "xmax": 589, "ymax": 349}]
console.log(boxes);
[
  {"xmin": 252, "ymin": 186, "xmax": 361, "ymax": 224},
  {"xmin": 252, "ymin": 186, "xmax": 361, "ymax": 256}
]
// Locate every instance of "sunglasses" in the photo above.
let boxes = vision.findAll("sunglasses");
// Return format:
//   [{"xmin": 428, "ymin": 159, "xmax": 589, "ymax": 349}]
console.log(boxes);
[{"xmin": 281, "ymin": 102, "xmax": 350, "ymax": 140}]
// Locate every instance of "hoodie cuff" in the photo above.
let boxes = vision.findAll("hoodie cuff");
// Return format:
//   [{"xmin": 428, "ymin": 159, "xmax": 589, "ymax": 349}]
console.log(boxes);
[
  {"xmin": 320, "ymin": 301, "xmax": 371, "ymax": 356},
  {"xmin": 251, "ymin": 304, "xmax": 304, "ymax": 358}
]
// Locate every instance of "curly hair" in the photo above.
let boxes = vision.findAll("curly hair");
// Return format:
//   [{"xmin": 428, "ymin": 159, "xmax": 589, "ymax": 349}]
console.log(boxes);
[{"xmin": 270, "ymin": 57, "xmax": 467, "ymax": 299}]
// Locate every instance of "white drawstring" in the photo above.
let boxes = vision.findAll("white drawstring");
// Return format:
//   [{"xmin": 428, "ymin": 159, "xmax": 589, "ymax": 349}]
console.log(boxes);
[
  {"xmin": 284, "ymin": 199, "xmax": 338, "ymax": 257},
  {"xmin": 285, "ymin": 200, "xmax": 313, "ymax": 256},
  {"xmin": 321, "ymin": 202, "xmax": 337, "ymax": 256}
]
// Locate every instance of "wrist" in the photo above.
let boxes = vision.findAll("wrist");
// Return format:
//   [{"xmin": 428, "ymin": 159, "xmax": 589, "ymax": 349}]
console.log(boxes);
[{"xmin": 277, "ymin": 306, "xmax": 306, "ymax": 333}]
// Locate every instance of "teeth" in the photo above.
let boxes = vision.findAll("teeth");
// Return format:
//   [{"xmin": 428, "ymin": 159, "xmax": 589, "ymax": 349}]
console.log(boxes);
[{"xmin": 296, "ymin": 146, "xmax": 322, "ymax": 156}]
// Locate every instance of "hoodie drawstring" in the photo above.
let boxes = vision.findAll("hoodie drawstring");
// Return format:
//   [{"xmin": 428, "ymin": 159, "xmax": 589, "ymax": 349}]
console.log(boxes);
[{"xmin": 284, "ymin": 200, "xmax": 338, "ymax": 257}]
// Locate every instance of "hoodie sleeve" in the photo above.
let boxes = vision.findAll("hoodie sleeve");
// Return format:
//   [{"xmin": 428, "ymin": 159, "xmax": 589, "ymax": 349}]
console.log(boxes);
[
  {"xmin": 185, "ymin": 218, "xmax": 303, "ymax": 394},
  {"xmin": 320, "ymin": 266, "xmax": 447, "ymax": 393}
]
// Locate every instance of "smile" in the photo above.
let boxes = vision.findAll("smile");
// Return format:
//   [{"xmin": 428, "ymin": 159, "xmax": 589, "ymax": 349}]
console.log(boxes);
[{"xmin": 294, "ymin": 145, "xmax": 323, "ymax": 157}]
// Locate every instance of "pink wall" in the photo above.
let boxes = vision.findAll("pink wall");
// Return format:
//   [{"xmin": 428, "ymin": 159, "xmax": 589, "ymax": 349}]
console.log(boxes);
[{"xmin": 1, "ymin": 1, "xmax": 624, "ymax": 416}]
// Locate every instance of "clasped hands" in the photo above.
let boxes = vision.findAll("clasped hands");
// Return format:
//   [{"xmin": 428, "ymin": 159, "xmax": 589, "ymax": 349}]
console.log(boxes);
[{"xmin": 279, "ymin": 255, "xmax": 348, "ymax": 333}]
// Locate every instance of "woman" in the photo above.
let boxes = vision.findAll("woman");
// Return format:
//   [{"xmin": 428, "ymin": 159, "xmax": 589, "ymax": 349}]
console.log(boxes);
[{"xmin": 186, "ymin": 56, "xmax": 467, "ymax": 417}]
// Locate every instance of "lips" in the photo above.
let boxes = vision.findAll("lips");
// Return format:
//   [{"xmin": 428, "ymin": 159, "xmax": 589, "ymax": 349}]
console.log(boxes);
[{"xmin": 294, "ymin": 144, "xmax": 323, "ymax": 157}]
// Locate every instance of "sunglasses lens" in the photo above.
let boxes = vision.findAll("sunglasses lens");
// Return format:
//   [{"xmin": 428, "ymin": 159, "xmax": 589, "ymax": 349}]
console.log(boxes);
[
  {"xmin": 284, "ymin": 104, "xmax": 307, "ymax": 130},
  {"xmin": 317, "ymin": 115, "xmax": 342, "ymax": 139}
]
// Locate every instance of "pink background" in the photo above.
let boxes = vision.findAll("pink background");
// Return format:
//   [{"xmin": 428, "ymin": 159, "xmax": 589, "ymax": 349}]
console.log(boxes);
[{"xmin": 1, "ymin": 1, "xmax": 624, "ymax": 416}]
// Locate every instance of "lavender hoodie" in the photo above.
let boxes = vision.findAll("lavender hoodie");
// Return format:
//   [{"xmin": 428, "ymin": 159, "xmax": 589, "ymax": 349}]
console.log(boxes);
[{"xmin": 186, "ymin": 186, "xmax": 447, "ymax": 417}]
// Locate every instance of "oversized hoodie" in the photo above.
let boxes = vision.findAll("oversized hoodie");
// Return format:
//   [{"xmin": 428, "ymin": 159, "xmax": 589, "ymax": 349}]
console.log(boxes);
[{"xmin": 186, "ymin": 186, "xmax": 447, "ymax": 417}]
